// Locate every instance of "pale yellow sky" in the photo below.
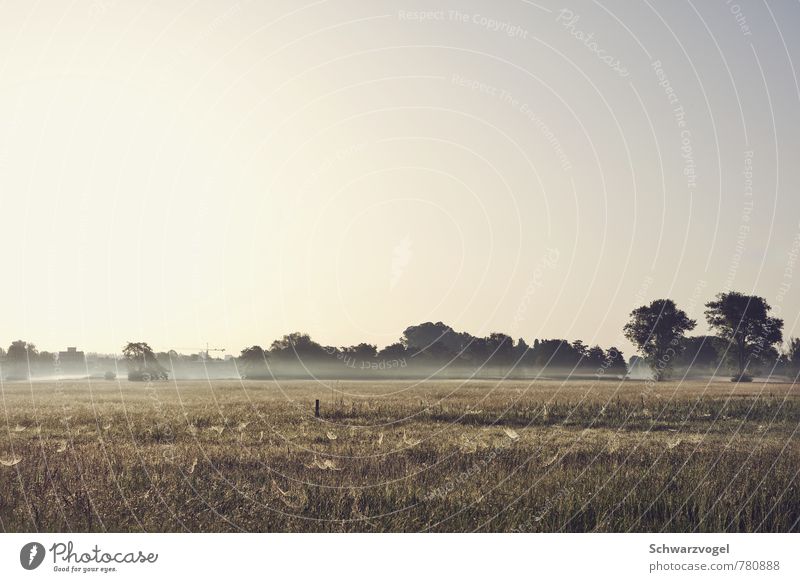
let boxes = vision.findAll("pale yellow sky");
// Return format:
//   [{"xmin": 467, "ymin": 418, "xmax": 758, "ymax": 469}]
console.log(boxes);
[{"xmin": 1, "ymin": 0, "xmax": 798, "ymax": 356}]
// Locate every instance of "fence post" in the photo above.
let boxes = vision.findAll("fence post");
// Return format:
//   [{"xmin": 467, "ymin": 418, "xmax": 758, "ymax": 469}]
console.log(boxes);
[{"xmin": 315, "ymin": 399, "xmax": 320, "ymax": 418}]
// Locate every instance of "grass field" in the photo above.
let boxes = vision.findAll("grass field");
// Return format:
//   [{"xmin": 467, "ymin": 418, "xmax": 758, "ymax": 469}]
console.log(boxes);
[{"xmin": 1, "ymin": 378, "xmax": 798, "ymax": 532}]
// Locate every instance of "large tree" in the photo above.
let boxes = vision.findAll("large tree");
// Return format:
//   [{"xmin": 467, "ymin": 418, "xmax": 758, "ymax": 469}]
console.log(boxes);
[
  {"xmin": 4, "ymin": 340, "xmax": 37, "ymax": 380},
  {"xmin": 237, "ymin": 345, "xmax": 270, "ymax": 378},
  {"xmin": 6, "ymin": 340, "xmax": 37, "ymax": 361},
  {"xmin": 122, "ymin": 342, "xmax": 168, "ymax": 380},
  {"xmin": 704, "ymin": 292, "xmax": 783, "ymax": 380},
  {"xmin": 624, "ymin": 299, "xmax": 696, "ymax": 381}
]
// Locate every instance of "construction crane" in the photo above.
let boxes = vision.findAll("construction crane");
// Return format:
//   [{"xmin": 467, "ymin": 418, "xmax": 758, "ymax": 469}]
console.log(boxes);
[{"xmin": 170, "ymin": 343, "xmax": 226, "ymax": 360}]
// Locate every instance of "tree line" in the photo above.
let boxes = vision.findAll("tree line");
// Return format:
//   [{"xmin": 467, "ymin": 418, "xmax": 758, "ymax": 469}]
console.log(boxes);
[
  {"xmin": 237, "ymin": 290, "xmax": 799, "ymax": 381},
  {"xmin": 236, "ymin": 290, "xmax": 798, "ymax": 381},
  {"xmin": 2, "ymin": 290, "xmax": 799, "ymax": 382}
]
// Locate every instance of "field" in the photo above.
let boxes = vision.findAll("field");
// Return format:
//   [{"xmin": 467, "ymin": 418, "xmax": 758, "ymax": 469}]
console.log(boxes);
[{"xmin": 1, "ymin": 378, "xmax": 798, "ymax": 532}]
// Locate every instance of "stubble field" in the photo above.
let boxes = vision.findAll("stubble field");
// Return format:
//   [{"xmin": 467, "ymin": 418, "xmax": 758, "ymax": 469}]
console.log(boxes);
[{"xmin": 1, "ymin": 378, "xmax": 798, "ymax": 532}]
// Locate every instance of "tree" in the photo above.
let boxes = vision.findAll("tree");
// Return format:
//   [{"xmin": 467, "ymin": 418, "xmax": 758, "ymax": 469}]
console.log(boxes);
[
  {"xmin": 785, "ymin": 337, "xmax": 800, "ymax": 378},
  {"xmin": 585, "ymin": 345, "xmax": 606, "ymax": 369},
  {"xmin": 238, "ymin": 345, "xmax": 270, "ymax": 378},
  {"xmin": 377, "ymin": 342, "xmax": 408, "ymax": 361},
  {"xmin": 4, "ymin": 340, "xmax": 37, "ymax": 380},
  {"xmin": 705, "ymin": 292, "xmax": 783, "ymax": 381},
  {"xmin": 624, "ymin": 299, "xmax": 696, "ymax": 381},
  {"xmin": 604, "ymin": 347, "xmax": 627, "ymax": 376},
  {"xmin": 341, "ymin": 343, "xmax": 378, "ymax": 364},
  {"xmin": 122, "ymin": 342, "xmax": 168, "ymax": 380},
  {"xmin": 530, "ymin": 339, "xmax": 582, "ymax": 370},
  {"xmin": 461, "ymin": 336, "xmax": 491, "ymax": 368},
  {"xmin": 269, "ymin": 332, "xmax": 328, "ymax": 361},
  {"xmin": 485, "ymin": 333, "xmax": 514, "ymax": 368},
  {"xmin": 401, "ymin": 322, "xmax": 469, "ymax": 358},
  {"xmin": 513, "ymin": 338, "xmax": 531, "ymax": 367},
  {"xmin": 571, "ymin": 340, "xmax": 588, "ymax": 359},
  {"xmin": 7, "ymin": 340, "xmax": 37, "ymax": 361},
  {"xmin": 674, "ymin": 336, "xmax": 722, "ymax": 375}
]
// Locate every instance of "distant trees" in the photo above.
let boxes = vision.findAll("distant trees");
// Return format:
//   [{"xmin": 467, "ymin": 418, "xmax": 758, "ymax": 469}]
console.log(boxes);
[
  {"xmin": 785, "ymin": 337, "xmax": 800, "ymax": 378},
  {"xmin": 7, "ymin": 340, "xmax": 37, "ymax": 362},
  {"xmin": 624, "ymin": 299, "xmax": 696, "ymax": 381},
  {"xmin": 401, "ymin": 322, "xmax": 468, "ymax": 357},
  {"xmin": 485, "ymin": 333, "xmax": 514, "ymax": 370},
  {"xmin": 2, "ymin": 340, "xmax": 38, "ymax": 379},
  {"xmin": 705, "ymin": 292, "xmax": 783, "ymax": 381},
  {"xmin": 4, "ymin": 290, "xmax": 795, "ymax": 382},
  {"xmin": 122, "ymin": 342, "xmax": 168, "ymax": 381},
  {"xmin": 377, "ymin": 342, "xmax": 408, "ymax": 360},
  {"xmin": 674, "ymin": 336, "xmax": 723, "ymax": 375},
  {"xmin": 531, "ymin": 339, "xmax": 578, "ymax": 368},
  {"xmin": 604, "ymin": 347, "xmax": 628, "ymax": 376},
  {"xmin": 237, "ymin": 345, "xmax": 270, "ymax": 379},
  {"xmin": 341, "ymin": 343, "xmax": 378, "ymax": 361},
  {"xmin": 270, "ymin": 332, "xmax": 329, "ymax": 362},
  {"xmin": 223, "ymin": 326, "xmax": 629, "ymax": 379}
]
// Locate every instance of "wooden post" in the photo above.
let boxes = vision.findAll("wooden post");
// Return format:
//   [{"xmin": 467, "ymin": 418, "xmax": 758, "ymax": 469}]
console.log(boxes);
[{"xmin": 315, "ymin": 399, "xmax": 320, "ymax": 418}]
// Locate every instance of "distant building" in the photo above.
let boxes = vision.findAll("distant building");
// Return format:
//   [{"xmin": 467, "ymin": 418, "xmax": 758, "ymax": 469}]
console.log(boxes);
[{"xmin": 58, "ymin": 347, "xmax": 86, "ymax": 374}]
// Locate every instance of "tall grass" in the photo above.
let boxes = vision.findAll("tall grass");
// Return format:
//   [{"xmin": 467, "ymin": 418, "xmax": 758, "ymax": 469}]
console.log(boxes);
[{"xmin": 1, "ymin": 379, "xmax": 797, "ymax": 532}]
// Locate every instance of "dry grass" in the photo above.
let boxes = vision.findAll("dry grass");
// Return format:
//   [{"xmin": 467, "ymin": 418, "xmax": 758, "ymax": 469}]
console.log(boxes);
[{"xmin": 1, "ymin": 378, "xmax": 798, "ymax": 532}]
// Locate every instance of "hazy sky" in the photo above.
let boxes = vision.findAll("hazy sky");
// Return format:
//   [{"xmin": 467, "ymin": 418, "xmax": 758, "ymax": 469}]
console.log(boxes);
[{"xmin": 1, "ymin": 0, "xmax": 799, "ymax": 356}]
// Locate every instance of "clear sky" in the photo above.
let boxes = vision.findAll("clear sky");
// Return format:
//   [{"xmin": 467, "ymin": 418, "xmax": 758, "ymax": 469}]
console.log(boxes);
[{"xmin": 0, "ymin": 0, "xmax": 798, "ymax": 356}]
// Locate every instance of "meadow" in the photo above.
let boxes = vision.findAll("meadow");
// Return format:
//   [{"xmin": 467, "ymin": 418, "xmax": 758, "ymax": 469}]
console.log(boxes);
[{"xmin": 1, "ymin": 378, "xmax": 798, "ymax": 532}]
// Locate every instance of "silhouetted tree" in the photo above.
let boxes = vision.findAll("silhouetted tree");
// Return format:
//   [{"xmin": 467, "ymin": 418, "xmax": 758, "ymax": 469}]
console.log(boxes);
[
  {"xmin": 461, "ymin": 336, "xmax": 491, "ymax": 368},
  {"xmin": 530, "ymin": 339, "xmax": 582, "ymax": 370},
  {"xmin": 571, "ymin": 340, "xmax": 588, "ymax": 359},
  {"xmin": 585, "ymin": 345, "xmax": 606, "ymax": 369},
  {"xmin": 4, "ymin": 340, "xmax": 37, "ymax": 379},
  {"xmin": 270, "ymin": 332, "xmax": 329, "ymax": 361},
  {"xmin": 674, "ymin": 336, "xmax": 722, "ymax": 375},
  {"xmin": 377, "ymin": 342, "xmax": 408, "ymax": 360},
  {"xmin": 238, "ymin": 345, "xmax": 270, "ymax": 378},
  {"xmin": 485, "ymin": 333, "xmax": 514, "ymax": 369},
  {"xmin": 513, "ymin": 338, "xmax": 530, "ymax": 366},
  {"xmin": 7, "ymin": 340, "xmax": 36, "ymax": 361},
  {"xmin": 122, "ymin": 342, "xmax": 168, "ymax": 380},
  {"xmin": 401, "ymin": 322, "xmax": 468, "ymax": 358},
  {"xmin": 341, "ymin": 343, "xmax": 378, "ymax": 362},
  {"xmin": 604, "ymin": 347, "xmax": 627, "ymax": 376},
  {"xmin": 624, "ymin": 299, "xmax": 696, "ymax": 381},
  {"xmin": 704, "ymin": 292, "xmax": 783, "ymax": 381}
]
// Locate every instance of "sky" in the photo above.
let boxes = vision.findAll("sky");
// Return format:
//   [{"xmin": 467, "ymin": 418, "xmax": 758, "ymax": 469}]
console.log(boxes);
[{"xmin": 0, "ymin": 0, "xmax": 799, "ymax": 357}]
